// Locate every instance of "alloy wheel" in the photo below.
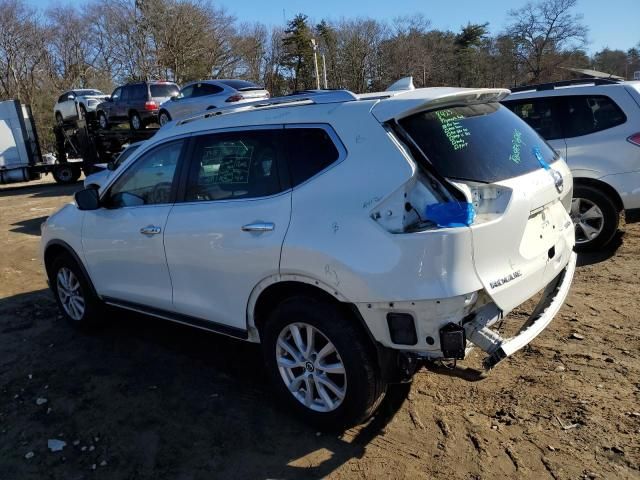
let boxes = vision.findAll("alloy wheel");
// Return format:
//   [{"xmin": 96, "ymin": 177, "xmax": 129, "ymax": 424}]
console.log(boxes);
[
  {"xmin": 159, "ymin": 112, "xmax": 169, "ymax": 126},
  {"xmin": 276, "ymin": 322, "xmax": 347, "ymax": 413},
  {"xmin": 131, "ymin": 114, "xmax": 141, "ymax": 130},
  {"xmin": 56, "ymin": 267, "xmax": 85, "ymax": 321},
  {"xmin": 571, "ymin": 197, "xmax": 605, "ymax": 244}
]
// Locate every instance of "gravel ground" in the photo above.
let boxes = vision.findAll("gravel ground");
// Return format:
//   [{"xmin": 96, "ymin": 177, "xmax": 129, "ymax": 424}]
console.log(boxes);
[{"xmin": 0, "ymin": 177, "xmax": 639, "ymax": 479}]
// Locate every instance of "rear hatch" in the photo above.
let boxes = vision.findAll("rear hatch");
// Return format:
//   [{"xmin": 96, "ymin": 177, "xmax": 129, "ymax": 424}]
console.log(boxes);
[
  {"xmin": 219, "ymin": 80, "xmax": 270, "ymax": 101},
  {"xmin": 377, "ymin": 92, "xmax": 575, "ymax": 312}
]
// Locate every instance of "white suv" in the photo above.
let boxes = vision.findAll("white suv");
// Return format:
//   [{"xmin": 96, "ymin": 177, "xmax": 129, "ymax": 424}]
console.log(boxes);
[
  {"xmin": 53, "ymin": 89, "xmax": 108, "ymax": 124},
  {"xmin": 41, "ymin": 86, "xmax": 577, "ymax": 428},
  {"xmin": 503, "ymin": 79, "xmax": 640, "ymax": 250}
]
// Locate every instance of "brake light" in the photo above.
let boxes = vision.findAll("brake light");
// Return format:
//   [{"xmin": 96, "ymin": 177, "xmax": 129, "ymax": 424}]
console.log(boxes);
[
  {"xmin": 628, "ymin": 133, "xmax": 640, "ymax": 146},
  {"xmin": 225, "ymin": 94, "xmax": 244, "ymax": 102},
  {"xmin": 144, "ymin": 101, "xmax": 157, "ymax": 111}
]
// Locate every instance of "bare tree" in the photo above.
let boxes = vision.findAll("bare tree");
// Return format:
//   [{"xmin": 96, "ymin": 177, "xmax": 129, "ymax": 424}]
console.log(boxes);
[{"xmin": 506, "ymin": 0, "xmax": 588, "ymax": 83}]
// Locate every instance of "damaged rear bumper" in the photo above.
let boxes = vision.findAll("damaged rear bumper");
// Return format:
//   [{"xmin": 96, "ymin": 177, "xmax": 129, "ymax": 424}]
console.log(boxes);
[{"xmin": 464, "ymin": 251, "xmax": 577, "ymax": 369}]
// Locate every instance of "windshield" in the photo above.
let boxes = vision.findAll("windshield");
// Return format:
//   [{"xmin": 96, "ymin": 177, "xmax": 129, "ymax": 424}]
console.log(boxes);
[
  {"xmin": 219, "ymin": 80, "xmax": 261, "ymax": 91},
  {"xmin": 399, "ymin": 103, "xmax": 559, "ymax": 183},
  {"xmin": 114, "ymin": 144, "xmax": 141, "ymax": 167},
  {"xmin": 74, "ymin": 89, "xmax": 104, "ymax": 96},
  {"xmin": 150, "ymin": 84, "xmax": 179, "ymax": 98}
]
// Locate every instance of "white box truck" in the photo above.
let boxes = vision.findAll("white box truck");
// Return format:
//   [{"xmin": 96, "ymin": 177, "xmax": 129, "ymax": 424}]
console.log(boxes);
[{"xmin": 0, "ymin": 100, "xmax": 43, "ymax": 184}]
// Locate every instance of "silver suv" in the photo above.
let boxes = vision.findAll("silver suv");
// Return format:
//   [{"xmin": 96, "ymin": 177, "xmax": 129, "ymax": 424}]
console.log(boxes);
[{"xmin": 504, "ymin": 79, "xmax": 640, "ymax": 251}]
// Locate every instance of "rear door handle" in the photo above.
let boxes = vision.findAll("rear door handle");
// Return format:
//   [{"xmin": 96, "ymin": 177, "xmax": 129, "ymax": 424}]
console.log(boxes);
[
  {"xmin": 140, "ymin": 225, "xmax": 161, "ymax": 235},
  {"xmin": 241, "ymin": 222, "xmax": 275, "ymax": 232}
]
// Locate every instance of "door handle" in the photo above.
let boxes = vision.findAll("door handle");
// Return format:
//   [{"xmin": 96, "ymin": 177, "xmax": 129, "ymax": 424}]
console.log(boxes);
[
  {"xmin": 241, "ymin": 222, "xmax": 275, "ymax": 232},
  {"xmin": 140, "ymin": 225, "xmax": 161, "ymax": 235}
]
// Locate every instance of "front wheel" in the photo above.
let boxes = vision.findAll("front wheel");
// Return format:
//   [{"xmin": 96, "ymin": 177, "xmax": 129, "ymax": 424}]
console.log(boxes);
[
  {"xmin": 262, "ymin": 296, "xmax": 386, "ymax": 430},
  {"xmin": 50, "ymin": 253, "xmax": 102, "ymax": 329},
  {"xmin": 571, "ymin": 184, "xmax": 619, "ymax": 252},
  {"xmin": 158, "ymin": 110, "xmax": 171, "ymax": 126}
]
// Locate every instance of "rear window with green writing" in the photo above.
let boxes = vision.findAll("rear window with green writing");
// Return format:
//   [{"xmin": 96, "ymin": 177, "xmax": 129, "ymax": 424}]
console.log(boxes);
[{"xmin": 400, "ymin": 103, "xmax": 558, "ymax": 183}]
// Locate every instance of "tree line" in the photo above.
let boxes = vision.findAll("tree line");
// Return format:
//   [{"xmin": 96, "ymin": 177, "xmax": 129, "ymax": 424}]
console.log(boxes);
[{"xmin": 0, "ymin": 0, "xmax": 638, "ymax": 150}]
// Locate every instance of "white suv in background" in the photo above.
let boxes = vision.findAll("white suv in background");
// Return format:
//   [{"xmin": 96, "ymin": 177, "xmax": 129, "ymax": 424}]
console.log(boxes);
[
  {"xmin": 503, "ymin": 79, "xmax": 640, "ymax": 251},
  {"xmin": 41, "ymin": 85, "xmax": 576, "ymax": 428},
  {"xmin": 53, "ymin": 89, "xmax": 109, "ymax": 124}
]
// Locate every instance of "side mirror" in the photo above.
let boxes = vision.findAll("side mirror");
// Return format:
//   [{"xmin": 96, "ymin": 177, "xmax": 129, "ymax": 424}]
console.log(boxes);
[
  {"xmin": 107, "ymin": 161, "xmax": 116, "ymax": 171},
  {"xmin": 75, "ymin": 188, "xmax": 100, "ymax": 211}
]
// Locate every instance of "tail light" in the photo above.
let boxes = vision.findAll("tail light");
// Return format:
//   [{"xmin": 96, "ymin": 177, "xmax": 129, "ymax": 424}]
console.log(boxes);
[
  {"xmin": 144, "ymin": 100, "xmax": 157, "ymax": 111},
  {"xmin": 225, "ymin": 94, "xmax": 244, "ymax": 103},
  {"xmin": 628, "ymin": 133, "xmax": 640, "ymax": 146}
]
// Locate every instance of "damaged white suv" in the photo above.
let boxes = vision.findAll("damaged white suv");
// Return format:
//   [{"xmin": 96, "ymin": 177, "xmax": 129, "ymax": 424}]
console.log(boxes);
[{"xmin": 41, "ymin": 83, "xmax": 577, "ymax": 428}]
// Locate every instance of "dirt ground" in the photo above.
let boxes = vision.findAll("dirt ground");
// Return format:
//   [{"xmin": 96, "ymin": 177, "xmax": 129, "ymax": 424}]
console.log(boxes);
[{"xmin": 0, "ymin": 177, "xmax": 638, "ymax": 480}]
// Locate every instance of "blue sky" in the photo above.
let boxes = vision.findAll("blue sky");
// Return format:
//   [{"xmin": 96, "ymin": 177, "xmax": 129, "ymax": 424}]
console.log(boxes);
[{"xmin": 30, "ymin": 0, "xmax": 638, "ymax": 54}]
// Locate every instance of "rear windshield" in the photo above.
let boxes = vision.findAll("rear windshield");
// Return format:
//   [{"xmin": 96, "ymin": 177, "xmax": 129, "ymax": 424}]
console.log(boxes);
[
  {"xmin": 150, "ymin": 83, "xmax": 179, "ymax": 98},
  {"xmin": 399, "ymin": 103, "xmax": 558, "ymax": 183},
  {"xmin": 219, "ymin": 80, "xmax": 261, "ymax": 91}
]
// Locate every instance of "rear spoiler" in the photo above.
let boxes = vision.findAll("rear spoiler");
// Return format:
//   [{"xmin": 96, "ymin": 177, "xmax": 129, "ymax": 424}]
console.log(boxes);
[{"xmin": 371, "ymin": 88, "xmax": 511, "ymax": 122}]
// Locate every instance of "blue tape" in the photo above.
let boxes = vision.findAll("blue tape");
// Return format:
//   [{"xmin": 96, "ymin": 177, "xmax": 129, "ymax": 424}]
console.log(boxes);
[
  {"xmin": 533, "ymin": 145, "xmax": 550, "ymax": 170},
  {"xmin": 425, "ymin": 202, "xmax": 475, "ymax": 228}
]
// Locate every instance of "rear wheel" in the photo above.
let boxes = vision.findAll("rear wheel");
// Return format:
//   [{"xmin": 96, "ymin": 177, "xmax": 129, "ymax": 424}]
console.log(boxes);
[
  {"xmin": 98, "ymin": 111, "xmax": 109, "ymax": 130},
  {"xmin": 129, "ymin": 111, "xmax": 143, "ymax": 130},
  {"xmin": 52, "ymin": 163, "xmax": 81, "ymax": 184},
  {"xmin": 262, "ymin": 296, "xmax": 386, "ymax": 430},
  {"xmin": 571, "ymin": 184, "xmax": 619, "ymax": 252},
  {"xmin": 49, "ymin": 253, "xmax": 102, "ymax": 329}
]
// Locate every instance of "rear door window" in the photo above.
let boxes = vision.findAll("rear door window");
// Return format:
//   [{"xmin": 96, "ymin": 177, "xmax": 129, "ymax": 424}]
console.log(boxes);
[
  {"xmin": 194, "ymin": 83, "xmax": 223, "ymax": 96},
  {"xmin": 503, "ymin": 98, "xmax": 564, "ymax": 140},
  {"xmin": 185, "ymin": 130, "xmax": 284, "ymax": 202},
  {"xmin": 564, "ymin": 95, "xmax": 626, "ymax": 138},
  {"xmin": 283, "ymin": 127, "xmax": 341, "ymax": 186},
  {"xmin": 399, "ymin": 103, "xmax": 558, "ymax": 183}
]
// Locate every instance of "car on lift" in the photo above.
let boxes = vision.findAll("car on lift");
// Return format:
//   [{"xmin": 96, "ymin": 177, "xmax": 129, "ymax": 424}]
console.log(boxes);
[
  {"xmin": 53, "ymin": 89, "xmax": 109, "ymax": 125},
  {"xmin": 97, "ymin": 81, "xmax": 179, "ymax": 131},
  {"xmin": 158, "ymin": 79, "xmax": 270, "ymax": 126},
  {"xmin": 41, "ymin": 81, "xmax": 576, "ymax": 429},
  {"xmin": 503, "ymin": 79, "xmax": 640, "ymax": 251}
]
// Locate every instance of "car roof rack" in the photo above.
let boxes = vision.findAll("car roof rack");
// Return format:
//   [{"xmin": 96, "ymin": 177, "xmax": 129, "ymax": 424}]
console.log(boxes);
[
  {"xmin": 176, "ymin": 89, "xmax": 358, "ymax": 126},
  {"xmin": 510, "ymin": 78, "xmax": 622, "ymax": 93}
]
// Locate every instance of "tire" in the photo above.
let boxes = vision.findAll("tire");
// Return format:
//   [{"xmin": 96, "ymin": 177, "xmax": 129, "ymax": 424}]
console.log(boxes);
[
  {"xmin": 55, "ymin": 112, "xmax": 64, "ymax": 126},
  {"xmin": 262, "ymin": 296, "xmax": 386, "ymax": 430},
  {"xmin": 129, "ymin": 111, "xmax": 143, "ymax": 130},
  {"xmin": 98, "ymin": 111, "xmax": 109, "ymax": 130},
  {"xmin": 158, "ymin": 110, "xmax": 171, "ymax": 126},
  {"xmin": 49, "ymin": 253, "xmax": 102, "ymax": 329},
  {"xmin": 52, "ymin": 164, "xmax": 81, "ymax": 184},
  {"xmin": 571, "ymin": 184, "xmax": 619, "ymax": 252}
]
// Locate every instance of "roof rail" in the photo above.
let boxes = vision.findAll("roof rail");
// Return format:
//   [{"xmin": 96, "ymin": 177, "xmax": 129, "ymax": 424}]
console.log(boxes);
[
  {"xmin": 510, "ymin": 78, "xmax": 622, "ymax": 93},
  {"xmin": 177, "ymin": 89, "xmax": 358, "ymax": 126}
]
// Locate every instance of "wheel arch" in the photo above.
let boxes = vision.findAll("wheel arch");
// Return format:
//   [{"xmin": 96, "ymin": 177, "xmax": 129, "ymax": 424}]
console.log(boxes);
[
  {"xmin": 248, "ymin": 275, "xmax": 372, "ymax": 344},
  {"xmin": 44, "ymin": 240, "xmax": 97, "ymax": 297},
  {"xmin": 573, "ymin": 176, "xmax": 624, "ymax": 212}
]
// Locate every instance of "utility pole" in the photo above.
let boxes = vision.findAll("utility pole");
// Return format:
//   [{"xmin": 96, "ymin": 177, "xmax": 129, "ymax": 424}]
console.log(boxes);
[
  {"xmin": 322, "ymin": 53, "xmax": 328, "ymax": 89},
  {"xmin": 310, "ymin": 38, "xmax": 320, "ymax": 90}
]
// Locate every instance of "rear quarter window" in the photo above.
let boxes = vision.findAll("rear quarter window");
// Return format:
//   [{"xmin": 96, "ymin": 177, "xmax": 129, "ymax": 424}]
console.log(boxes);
[
  {"xmin": 399, "ymin": 103, "xmax": 558, "ymax": 183},
  {"xmin": 284, "ymin": 128, "xmax": 341, "ymax": 186},
  {"xmin": 564, "ymin": 95, "xmax": 626, "ymax": 138},
  {"xmin": 150, "ymin": 84, "xmax": 179, "ymax": 98},
  {"xmin": 503, "ymin": 98, "xmax": 564, "ymax": 140}
]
